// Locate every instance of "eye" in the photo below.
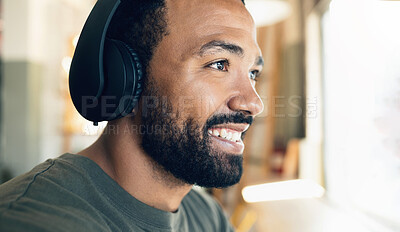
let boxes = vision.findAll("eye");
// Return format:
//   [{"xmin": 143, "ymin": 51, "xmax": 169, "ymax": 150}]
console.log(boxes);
[
  {"xmin": 249, "ymin": 70, "xmax": 259, "ymax": 81},
  {"xmin": 207, "ymin": 60, "xmax": 229, "ymax": 72}
]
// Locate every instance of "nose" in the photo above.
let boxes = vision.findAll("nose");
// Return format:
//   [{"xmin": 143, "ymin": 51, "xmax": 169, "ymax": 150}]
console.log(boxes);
[{"xmin": 227, "ymin": 79, "xmax": 264, "ymax": 116}]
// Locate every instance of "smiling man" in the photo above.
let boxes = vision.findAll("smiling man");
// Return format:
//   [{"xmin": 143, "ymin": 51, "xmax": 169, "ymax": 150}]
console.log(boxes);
[{"xmin": 0, "ymin": 0, "xmax": 263, "ymax": 231}]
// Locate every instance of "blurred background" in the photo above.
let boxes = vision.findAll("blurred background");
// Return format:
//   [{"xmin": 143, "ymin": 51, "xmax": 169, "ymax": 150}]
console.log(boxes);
[{"xmin": 1, "ymin": 0, "xmax": 400, "ymax": 231}]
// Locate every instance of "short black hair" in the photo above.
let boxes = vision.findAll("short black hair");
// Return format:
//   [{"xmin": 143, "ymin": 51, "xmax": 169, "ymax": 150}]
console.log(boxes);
[{"xmin": 107, "ymin": 0, "xmax": 169, "ymax": 80}]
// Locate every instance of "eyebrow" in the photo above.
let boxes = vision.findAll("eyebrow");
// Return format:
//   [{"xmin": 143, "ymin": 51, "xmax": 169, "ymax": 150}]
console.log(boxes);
[
  {"xmin": 197, "ymin": 40, "xmax": 264, "ymax": 68},
  {"xmin": 197, "ymin": 40, "xmax": 244, "ymax": 57}
]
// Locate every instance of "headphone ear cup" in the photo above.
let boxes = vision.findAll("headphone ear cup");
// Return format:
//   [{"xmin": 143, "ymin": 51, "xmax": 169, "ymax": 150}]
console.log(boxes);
[
  {"xmin": 118, "ymin": 41, "xmax": 144, "ymax": 116},
  {"xmin": 100, "ymin": 38, "xmax": 143, "ymax": 121}
]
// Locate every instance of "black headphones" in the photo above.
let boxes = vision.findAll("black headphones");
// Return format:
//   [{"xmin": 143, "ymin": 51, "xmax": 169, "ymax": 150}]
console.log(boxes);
[{"xmin": 69, "ymin": 0, "xmax": 143, "ymax": 125}]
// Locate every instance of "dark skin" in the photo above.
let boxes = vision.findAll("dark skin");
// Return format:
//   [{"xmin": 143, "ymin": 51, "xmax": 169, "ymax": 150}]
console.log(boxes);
[{"xmin": 79, "ymin": 0, "xmax": 264, "ymax": 212}]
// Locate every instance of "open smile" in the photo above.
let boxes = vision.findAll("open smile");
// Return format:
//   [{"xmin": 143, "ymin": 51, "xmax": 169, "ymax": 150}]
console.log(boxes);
[{"xmin": 207, "ymin": 124, "xmax": 250, "ymax": 154}]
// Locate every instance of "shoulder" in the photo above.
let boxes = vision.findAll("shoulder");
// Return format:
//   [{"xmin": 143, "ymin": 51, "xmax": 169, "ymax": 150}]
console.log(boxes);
[
  {"xmin": 0, "ymin": 159, "xmax": 56, "ymax": 211},
  {"xmin": 0, "ymin": 204, "xmax": 110, "ymax": 232},
  {"xmin": 0, "ymin": 155, "xmax": 110, "ymax": 232},
  {"xmin": 182, "ymin": 188, "xmax": 234, "ymax": 231},
  {"xmin": 0, "ymin": 154, "xmax": 88, "ymax": 209}
]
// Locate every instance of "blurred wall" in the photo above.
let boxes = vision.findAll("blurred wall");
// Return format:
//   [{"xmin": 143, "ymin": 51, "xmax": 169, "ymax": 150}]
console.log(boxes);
[{"xmin": 1, "ymin": 0, "xmax": 94, "ymax": 178}]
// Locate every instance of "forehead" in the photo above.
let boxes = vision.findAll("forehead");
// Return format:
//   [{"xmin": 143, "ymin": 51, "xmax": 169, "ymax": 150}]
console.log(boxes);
[{"xmin": 163, "ymin": 0, "xmax": 260, "ymax": 58}]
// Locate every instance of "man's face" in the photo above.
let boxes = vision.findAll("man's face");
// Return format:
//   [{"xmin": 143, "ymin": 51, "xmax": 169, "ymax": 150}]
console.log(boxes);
[{"xmin": 140, "ymin": 0, "xmax": 264, "ymax": 188}]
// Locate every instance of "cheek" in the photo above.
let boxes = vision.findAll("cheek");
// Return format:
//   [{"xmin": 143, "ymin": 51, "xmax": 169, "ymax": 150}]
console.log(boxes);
[
  {"xmin": 149, "ymin": 57, "xmax": 231, "ymax": 120},
  {"xmin": 175, "ymin": 80, "xmax": 230, "ymax": 121}
]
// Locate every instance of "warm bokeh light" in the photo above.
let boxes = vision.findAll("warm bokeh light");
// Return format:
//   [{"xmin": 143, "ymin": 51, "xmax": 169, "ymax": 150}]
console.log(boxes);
[
  {"xmin": 242, "ymin": 179, "xmax": 325, "ymax": 203},
  {"xmin": 245, "ymin": 0, "xmax": 292, "ymax": 26},
  {"xmin": 72, "ymin": 34, "xmax": 80, "ymax": 48},
  {"xmin": 62, "ymin": 56, "xmax": 72, "ymax": 74}
]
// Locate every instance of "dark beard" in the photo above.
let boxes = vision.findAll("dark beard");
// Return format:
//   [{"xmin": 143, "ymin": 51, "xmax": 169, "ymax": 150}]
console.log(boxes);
[{"xmin": 140, "ymin": 89, "xmax": 253, "ymax": 188}]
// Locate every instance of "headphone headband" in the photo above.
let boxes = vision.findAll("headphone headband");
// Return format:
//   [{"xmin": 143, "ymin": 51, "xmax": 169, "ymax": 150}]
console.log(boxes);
[{"xmin": 69, "ymin": 0, "xmax": 143, "ymax": 124}]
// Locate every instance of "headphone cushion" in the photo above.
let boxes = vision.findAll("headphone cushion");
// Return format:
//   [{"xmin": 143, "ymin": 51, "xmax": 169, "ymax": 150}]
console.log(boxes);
[
  {"xmin": 101, "ymin": 39, "xmax": 143, "ymax": 120},
  {"xmin": 119, "ymin": 42, "xmax": 143, "ymax": 116}
]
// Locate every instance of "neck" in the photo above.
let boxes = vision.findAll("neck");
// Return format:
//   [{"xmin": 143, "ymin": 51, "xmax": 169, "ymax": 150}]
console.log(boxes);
[{"xmin": 78, "ymin": 118, "xmax": 192, "ymax": 212}]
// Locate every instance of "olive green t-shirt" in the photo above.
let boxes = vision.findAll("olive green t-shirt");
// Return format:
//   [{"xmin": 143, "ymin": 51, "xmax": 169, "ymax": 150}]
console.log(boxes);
[{"xmin": 0, "ymin": 154, "xmax": 234, "ymax": 232}]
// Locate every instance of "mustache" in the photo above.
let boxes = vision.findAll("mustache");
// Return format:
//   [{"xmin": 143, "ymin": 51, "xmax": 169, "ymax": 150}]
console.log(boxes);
[{"xmin": 205, "ymin": 112, "xmax": 253, "ymax": 130}]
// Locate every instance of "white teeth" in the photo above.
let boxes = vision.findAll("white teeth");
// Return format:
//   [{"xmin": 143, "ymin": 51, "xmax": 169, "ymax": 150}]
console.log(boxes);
[
  {"xmin": 232, "ymin": 132, "xmax": 240, "ymax": 142},
  {"xmin": 209, "ymin": 128, "xmax": 241, "ymax": 143},
  {"xmin": 213, "ymin": 129, "xmax": 220, "ymax": 137},
  {"xmin": 220, "ymin": 129, "xmax": 227, "ymax": 138},
  {"xmin": 227, "ymin": 132, "xmax": 232, "ymax": 140}
]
